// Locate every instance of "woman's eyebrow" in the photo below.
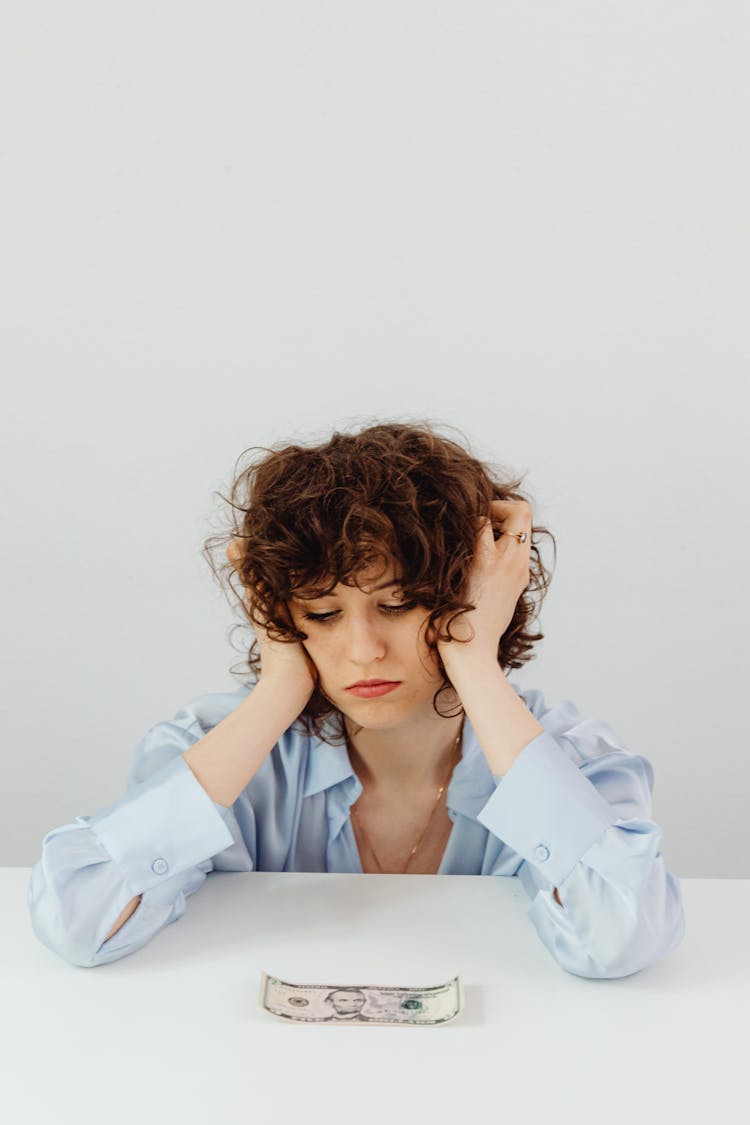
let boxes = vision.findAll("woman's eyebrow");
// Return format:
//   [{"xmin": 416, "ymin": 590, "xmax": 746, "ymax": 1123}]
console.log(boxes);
[
  {"xmin": 360, "ymin": 577, "xmax": 404, "ymax": 593},
  {"xmin": 323, "ymin": 578, "xmax": 404, "ymax": 596},
  {"xmin": 291, "ymin": 577, "xmax": 403, "ymax": 602}
]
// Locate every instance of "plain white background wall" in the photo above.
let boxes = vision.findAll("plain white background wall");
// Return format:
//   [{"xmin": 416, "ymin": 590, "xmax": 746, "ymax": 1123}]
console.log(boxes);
[{"xmin": 2, "ymin": 3, "xmax": 746, "ymax": 875}]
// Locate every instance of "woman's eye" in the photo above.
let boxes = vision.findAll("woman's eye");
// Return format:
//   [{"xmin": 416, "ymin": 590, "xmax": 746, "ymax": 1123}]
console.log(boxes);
[{"xmin": 303, "ymin": 603, "xmax": 416, "ymax": 624}]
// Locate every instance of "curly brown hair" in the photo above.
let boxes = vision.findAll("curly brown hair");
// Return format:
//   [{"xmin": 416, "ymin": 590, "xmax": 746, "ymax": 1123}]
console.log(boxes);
[{"xmin": 201, "ymin": 417, "xmax": 556, "ymax": 747}]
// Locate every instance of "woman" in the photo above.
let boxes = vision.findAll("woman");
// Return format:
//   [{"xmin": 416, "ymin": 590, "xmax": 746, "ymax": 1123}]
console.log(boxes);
[{"xmin": 28, "ymin": 420, "xmax": 685, "ymax": 977}]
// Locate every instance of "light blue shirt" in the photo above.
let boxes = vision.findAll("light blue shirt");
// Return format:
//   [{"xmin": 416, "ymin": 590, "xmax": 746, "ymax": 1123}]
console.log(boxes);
[{"xmin": 28, "ymin": 679, "xmax": 686, "ymax": 977}]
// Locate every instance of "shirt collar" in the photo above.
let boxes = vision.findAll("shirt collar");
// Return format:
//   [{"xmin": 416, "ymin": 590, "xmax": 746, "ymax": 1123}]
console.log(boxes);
[
  {"xmin": 302, "ymin": 718, "xmax": 357, "ymax": 798},
  {"xmin": 302, "ymin": 709, "xmax": 499, "ymax": 823}
]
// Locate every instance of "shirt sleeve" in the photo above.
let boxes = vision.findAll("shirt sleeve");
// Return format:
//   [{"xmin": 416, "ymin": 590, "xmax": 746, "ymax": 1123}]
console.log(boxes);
[
  {"xmin": 27, "ymin": 702, "xmax": 254, "ymax": 969},
  {"xmin": 475, "ymin": 693, "xmax": 686, "ymax": 979}
]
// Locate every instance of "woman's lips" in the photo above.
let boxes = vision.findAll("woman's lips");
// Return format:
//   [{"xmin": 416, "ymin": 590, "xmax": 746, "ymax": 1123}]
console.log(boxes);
[{"xmin": 346, "ymin": 682, "xmax": 402, "ymax": 698}]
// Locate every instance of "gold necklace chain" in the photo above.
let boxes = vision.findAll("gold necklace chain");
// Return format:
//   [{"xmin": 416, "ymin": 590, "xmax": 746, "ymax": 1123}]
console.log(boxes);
[{"xmin": 348, "ymin": 721, "xmax": 464, "ymax": 874}]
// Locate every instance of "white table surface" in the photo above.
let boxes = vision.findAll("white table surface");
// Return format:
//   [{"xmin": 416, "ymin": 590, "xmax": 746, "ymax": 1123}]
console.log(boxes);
[{"xmin": 4, "ymin": 868, "xmax": 746, "ymax": 1125}]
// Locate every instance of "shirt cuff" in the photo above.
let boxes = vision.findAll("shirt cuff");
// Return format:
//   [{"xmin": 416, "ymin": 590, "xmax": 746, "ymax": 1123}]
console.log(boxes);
[
  {"xmin": 85, "ymin": 754, "xmax": 236, "ymax": 895},
  {"xmin": 476, "ymin": 730, "xmax": 620, "ymax": 886}
]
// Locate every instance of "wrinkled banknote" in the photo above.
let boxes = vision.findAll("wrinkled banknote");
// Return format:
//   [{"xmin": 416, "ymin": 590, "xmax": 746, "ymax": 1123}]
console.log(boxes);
[{"xmin": 259, "ymin": 971, "xmax": 462, "ymax": 1026}]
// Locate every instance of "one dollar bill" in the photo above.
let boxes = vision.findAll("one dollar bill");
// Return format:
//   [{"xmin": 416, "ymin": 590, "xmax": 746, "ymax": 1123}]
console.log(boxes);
[{"xmin": 259, "ymin": 971, "xmax": 462, "ymax": 1026}]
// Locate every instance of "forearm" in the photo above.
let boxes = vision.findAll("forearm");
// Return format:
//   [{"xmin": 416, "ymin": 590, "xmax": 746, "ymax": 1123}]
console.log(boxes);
[
  {"xmin": 183, "ymin": 677, "xmax": 310, "ymax": 808},
  {"xmin": 444, "ymin": 655, "xmax": 562, "ymax": 907},
  {"xmin": 443, "ymin": 655, "xmax": 545, "ymax": 777}
]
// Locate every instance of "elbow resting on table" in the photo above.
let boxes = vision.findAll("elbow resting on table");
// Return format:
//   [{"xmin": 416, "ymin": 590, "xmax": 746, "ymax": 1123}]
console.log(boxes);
[{"xmin": 102, "ymin": 894, "xmax": 143, "ymax": 944}]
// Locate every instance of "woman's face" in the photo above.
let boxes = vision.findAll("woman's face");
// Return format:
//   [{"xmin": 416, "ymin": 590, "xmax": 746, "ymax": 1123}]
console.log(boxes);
[{"xmin": 287, "ymin": 560, "xmax": 452, "ymax": 728}]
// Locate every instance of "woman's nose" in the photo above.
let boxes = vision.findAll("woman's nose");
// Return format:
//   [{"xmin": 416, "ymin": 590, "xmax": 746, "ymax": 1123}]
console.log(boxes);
[{"xmin": 343, "ymin": 617, "xmax": 388, "ymax": 659}]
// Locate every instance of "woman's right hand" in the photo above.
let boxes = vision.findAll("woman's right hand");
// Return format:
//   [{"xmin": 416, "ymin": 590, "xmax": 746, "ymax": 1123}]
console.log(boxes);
[{"xmin": 226, "ymin": 539, "xmax": 317, "ymax": 699}]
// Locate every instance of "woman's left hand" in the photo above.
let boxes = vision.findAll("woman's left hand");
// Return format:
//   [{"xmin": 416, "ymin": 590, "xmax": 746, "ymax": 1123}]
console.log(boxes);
[{"xmin": 436, "ymin": 498, "xmax": 533, "ymax": 668}]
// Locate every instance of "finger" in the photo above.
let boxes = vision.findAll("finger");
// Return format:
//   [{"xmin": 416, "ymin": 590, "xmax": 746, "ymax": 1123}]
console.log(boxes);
[
  {"xmin": 489, "ymin": 498, "xmax": 531, "ymax": 516},
  {"xmin": 475, "ymin": 514, "xmax": 495, "ymax": 541},
  {"xmin": 474, "ymin": 517, "xmax": 500, "ymax": 561},
  {"xmin": 226, "ymin": 538, "xmax": 242, "ymax": 568},
  {"xmin": 488, "ymin": 500, "xmax": 532, "ymax": 538}
]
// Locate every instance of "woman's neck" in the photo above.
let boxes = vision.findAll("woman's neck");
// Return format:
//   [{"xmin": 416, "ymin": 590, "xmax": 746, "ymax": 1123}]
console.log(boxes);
[{"xmin": 343, "ymin": 711, "xmax": 465, "ymax": 796}]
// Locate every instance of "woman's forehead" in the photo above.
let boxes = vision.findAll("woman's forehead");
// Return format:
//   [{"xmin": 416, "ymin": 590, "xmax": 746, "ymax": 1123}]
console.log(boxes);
[{"xmin": 290, "ymin": 559, "xmax": 403, "ymax": 601}]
